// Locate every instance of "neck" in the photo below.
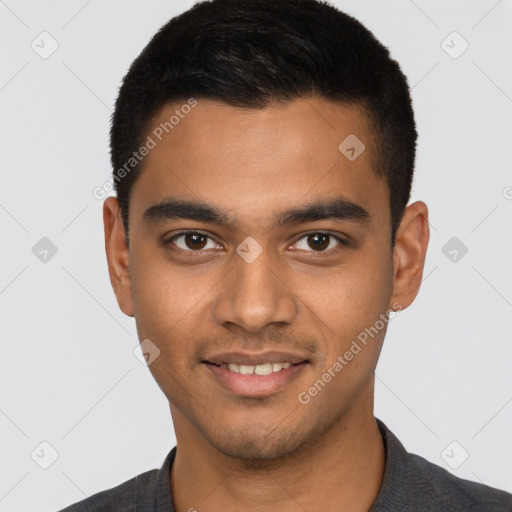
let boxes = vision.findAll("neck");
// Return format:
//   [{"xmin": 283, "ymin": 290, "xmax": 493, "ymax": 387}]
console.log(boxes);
[{"xmin": 170, "ymin": 403, "xmax": 385, "ymax": 512}]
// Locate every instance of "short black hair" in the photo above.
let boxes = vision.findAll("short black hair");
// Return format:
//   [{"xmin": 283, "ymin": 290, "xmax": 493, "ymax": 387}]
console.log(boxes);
[{"xmin": 110, "ymin": 0, "xmax": 417, "ymax": 246}]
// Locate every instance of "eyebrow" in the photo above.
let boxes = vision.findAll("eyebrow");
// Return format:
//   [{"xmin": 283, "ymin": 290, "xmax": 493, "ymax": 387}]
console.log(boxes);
[{"xmin": 143, "ymin": 196, "xmax": 370, "ymax": 229}]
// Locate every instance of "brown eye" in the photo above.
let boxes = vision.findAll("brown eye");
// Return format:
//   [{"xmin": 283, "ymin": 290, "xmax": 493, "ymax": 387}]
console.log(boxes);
[
  {"xmin": 307, "ymin": 233, "xmax": 330, "ymax": 251},
  {"xmin": 184, "ymin": 233, "xmax": 208, "ymax": 250},
  {"xmin": 293, "ymin": 232, "xmax": 344, "ymax": 252},
  {"xmin": 166, "ymin": 232, "xmax": 218, "ymax": 252}
]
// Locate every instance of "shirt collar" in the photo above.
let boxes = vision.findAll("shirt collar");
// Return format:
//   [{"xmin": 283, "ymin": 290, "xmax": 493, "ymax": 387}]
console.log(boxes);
[
  {"xmin": 370, "ymin": 417, "xmax": 416, "ymax": 510},
  {"xmin": 151, "ymin": 447, "xmax": 176, "ymax": 511}
]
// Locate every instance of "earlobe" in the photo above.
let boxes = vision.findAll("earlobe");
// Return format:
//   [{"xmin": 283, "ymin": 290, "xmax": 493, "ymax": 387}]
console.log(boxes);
[
  {"xmin": 390, "ymin": 201, "xmax": 430, "ymax": 311},
  {"xmin": 103, "ymin": 197, "xmax": 135, "ymax": 317}
]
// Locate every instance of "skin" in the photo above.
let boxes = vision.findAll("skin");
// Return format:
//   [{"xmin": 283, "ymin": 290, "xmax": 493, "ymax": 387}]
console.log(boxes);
[{"xmin": 103, "ymin": 97, "xmax": 429, "ymax": 511}]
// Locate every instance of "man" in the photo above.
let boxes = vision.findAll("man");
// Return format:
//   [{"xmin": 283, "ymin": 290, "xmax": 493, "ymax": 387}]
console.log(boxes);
[{"xmin": 59, "ymin": 0, "xmax": 512, "ymax": 510}]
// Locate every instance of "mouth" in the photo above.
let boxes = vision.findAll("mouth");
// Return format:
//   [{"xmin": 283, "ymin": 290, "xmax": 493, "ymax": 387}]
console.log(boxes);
[
  {"xmin": 202, "ymin": 351, "xmax": 310, "ymax": 397},
  {"xmin": 216, "ymin": 361, "xmax": 294, "ymax": 375}
]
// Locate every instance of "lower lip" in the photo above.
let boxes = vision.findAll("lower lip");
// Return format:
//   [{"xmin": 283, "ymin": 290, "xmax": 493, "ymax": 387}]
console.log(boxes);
[{"xmin": 203, "ymin": 362, "xmax": 308, "ymax": 397}]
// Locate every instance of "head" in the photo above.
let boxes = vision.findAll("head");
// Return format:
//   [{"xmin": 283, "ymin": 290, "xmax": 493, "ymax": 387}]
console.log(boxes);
[{"xmin": 104, "ymin": 0, "xmax": 429, "ymax": 461}]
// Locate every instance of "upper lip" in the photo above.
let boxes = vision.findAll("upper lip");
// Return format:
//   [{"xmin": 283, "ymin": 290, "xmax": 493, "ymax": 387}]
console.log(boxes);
[{"xmin": 204, "ymin": 350, "xmax": 310, "ymax": 366}]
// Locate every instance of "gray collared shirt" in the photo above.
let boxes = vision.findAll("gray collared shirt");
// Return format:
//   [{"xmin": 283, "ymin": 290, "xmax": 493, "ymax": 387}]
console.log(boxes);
[{"xmin": 58, "ymin": 418, "xmax": 512, "ymax": 511}]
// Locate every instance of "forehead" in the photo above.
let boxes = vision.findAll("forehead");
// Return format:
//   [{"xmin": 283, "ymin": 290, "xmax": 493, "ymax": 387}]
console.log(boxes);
[{"xmin": 129, "ymin": 97, "xmax": 388, "ymax": 231}]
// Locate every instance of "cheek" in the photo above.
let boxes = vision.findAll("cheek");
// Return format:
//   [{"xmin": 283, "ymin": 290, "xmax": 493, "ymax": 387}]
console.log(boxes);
[
  {"xmin": 300, "ymin": 258, "xmax": 393, "ymax": 410},
  {"xmin": 309, "ymin": 249, "xmax": 394, "ymax": 350},
  {"xmin": 130, "ymin": 245, "xmax": 197, "ymax": 323}
]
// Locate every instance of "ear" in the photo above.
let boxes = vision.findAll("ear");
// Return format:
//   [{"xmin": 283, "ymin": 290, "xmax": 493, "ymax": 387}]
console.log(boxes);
[
  {"xmin": 390, "ymin": 201, "xmax": 430, "ymax": 311},
  {"xmin": 103, "ymin": 196, "xmax": 134, "ymax": 317}
]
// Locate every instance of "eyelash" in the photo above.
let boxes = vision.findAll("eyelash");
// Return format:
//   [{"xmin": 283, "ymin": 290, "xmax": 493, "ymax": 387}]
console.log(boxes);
[{"xmin": 163, "ymin": 230, "xmax": 348, "ymax": 256}]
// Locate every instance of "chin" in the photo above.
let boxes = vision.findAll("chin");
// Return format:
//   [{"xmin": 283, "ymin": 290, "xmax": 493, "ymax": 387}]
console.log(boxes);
[
  {"xmin": 205, "ymin": 422, "xmax": 317, "ymax": 463},
  {"xmin": 214, "ymin": 438, "xmax": 300, "ymax": 462}
]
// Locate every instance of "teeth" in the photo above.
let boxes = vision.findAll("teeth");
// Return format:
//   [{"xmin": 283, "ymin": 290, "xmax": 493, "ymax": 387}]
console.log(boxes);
[
  {"xmin": 255, "ymin": 363, "xmax": 273, "ymax": 375},
  {"xmin": 222, "ymin": 362, "xmax": 294, "ymax": 374},
  {"xmin": 239, "ymin": 365, "xmax": 255, "ymax": 375}
]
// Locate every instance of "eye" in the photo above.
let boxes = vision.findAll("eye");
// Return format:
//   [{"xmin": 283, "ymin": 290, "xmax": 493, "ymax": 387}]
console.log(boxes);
[
  {"xmin": 292, "ymin": 232, "xmax": 346, "ymax": 252},
  {"xmin": 165, "ymin": 231, "xmax": 220, "ymax": 252}
]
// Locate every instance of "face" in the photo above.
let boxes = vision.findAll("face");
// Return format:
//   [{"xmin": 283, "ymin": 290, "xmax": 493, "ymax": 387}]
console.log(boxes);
[{"xmin": 104, "ymin": 97, "xmax": 428, "ymax": 461}]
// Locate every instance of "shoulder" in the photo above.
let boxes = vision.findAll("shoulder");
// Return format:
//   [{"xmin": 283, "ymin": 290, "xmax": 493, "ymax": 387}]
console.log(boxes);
[
  {"xmin": 373, "ymin": 419, "xmax": 512, "ymax": 512},
  {"xmin": 405, "ymin": 451, "xmax": 512, "ymax": 511},
  {"xmin": 56, "ymin": 468, "xmax": 159, "ymax": 512}
]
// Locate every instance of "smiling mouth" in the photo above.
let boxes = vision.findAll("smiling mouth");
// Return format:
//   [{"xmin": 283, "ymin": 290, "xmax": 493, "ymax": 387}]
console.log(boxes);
[
  {"xmin": 202, "ymin": 360, "xmax": 310, "ymax": 397},
  {"xmin": 209, "ymin": 361, "xmax": 295, "ymax": 375}
]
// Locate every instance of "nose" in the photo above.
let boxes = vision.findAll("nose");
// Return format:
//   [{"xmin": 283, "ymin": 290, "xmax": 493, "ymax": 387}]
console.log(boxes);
[{"xmin": 211, "ymin": 243, "xmax": 298, "ymax": 333}]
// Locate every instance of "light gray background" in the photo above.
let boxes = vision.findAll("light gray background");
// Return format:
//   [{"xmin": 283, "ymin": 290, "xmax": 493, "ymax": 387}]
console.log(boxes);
[{"xmin": 1, "ymin": 0, "xmax": 511, "ymax": 510}]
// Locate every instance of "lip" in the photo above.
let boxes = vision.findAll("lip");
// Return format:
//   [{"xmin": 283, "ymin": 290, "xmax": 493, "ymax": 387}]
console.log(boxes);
[
  {"xmin": 204, "ymin": 350, "xmax": 310, "ymax": 366},
  {"xmin": 203, "ymin": 360, "xmax": 309, "ymax": 397}
]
